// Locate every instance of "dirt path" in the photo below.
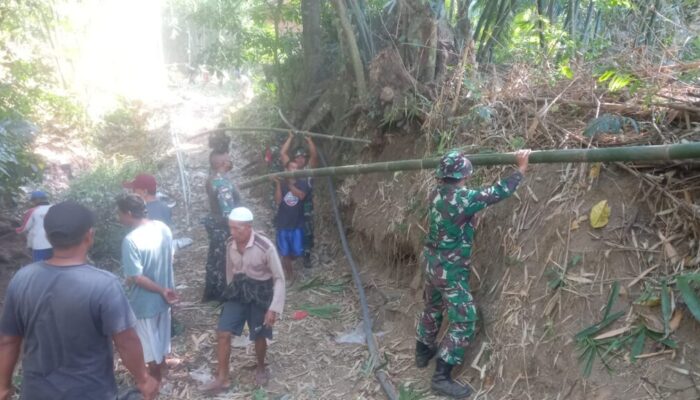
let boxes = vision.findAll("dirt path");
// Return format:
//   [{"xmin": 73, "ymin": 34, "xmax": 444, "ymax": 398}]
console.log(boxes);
[{"xmin": 140, "ymin": 87, "xmax": 423, "ymax": 400}]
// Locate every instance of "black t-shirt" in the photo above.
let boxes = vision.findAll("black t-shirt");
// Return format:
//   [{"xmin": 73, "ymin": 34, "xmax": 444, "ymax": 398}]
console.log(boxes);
[
  {"xmin": 0, "ymin": 262, "xmax": 136, "ymax": 400},
  {"xmin": 275, "ymin": 179, "xmax": 311, "ymax": 229}
]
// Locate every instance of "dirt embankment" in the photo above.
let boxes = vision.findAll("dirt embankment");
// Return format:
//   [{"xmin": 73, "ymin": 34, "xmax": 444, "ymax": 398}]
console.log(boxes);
[{"xmin": 338, "ymin": 134, "xmax": 700, "ymax": 399}]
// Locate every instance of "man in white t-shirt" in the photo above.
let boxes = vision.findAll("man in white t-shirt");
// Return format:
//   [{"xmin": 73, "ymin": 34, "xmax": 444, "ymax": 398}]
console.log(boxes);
[{"xmin": 15, "ymin": 191, "xmax": 52, "ymax": 261}]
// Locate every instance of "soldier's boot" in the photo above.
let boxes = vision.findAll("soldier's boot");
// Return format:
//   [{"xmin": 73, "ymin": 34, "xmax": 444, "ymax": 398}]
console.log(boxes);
[
  {"xmin": 415, "ymin": 340, "xmax": 437, "ymax": 368},
  {"xmin": 431, "ymin": 358, "xmax": 472, "ymax": 399}
]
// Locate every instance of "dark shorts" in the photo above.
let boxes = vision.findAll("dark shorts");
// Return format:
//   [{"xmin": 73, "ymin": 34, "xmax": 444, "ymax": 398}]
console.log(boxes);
[
  {"xmin": 276, "ymin": 228, "xmax": 304, "ymax": 257},
  {"xmin": 217, "ymin": 301, "xmax": 273, "ymax": 340}
]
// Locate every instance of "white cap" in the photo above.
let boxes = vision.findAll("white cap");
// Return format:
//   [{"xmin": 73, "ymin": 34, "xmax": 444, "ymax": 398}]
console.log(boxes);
[{"xmin": 228, "ymin": 207, "xmax": 254, "ymax": 222}]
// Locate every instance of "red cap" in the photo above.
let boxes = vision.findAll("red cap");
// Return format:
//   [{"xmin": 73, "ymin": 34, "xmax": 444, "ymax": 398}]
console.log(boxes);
[{"xmin": 123, "ymin": 174, "xmax": 157, "ymax": 193}]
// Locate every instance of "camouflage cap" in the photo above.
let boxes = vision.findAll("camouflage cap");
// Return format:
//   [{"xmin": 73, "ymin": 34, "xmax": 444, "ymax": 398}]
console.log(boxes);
[{"xmin": 436, "ymin": 150, "xmax": 473, "ymax": 179}]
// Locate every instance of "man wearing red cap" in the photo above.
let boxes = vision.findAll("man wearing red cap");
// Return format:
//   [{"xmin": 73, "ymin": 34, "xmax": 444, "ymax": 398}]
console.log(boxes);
[{"xmin": 123, "ymin": 174, "xmax": 172, "ymax": 227}]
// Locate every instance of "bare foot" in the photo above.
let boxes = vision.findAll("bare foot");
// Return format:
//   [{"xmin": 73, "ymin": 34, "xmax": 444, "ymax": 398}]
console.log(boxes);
[
  {"xmin": 255, "ymin": 368, "xmax": 270, "ymax": 387},
  {"xmin": 199, "ymin": 379, "xmax": 230, "ymax": 394}
]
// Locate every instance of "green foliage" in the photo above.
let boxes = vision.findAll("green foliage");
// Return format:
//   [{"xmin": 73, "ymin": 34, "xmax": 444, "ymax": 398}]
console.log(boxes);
[
  {"xmin": 64, "ymin": 157, "xmax": 155, "ymax": 264},
  {"xmin": 0, "ymin": 1, "xmax": 82, "ymax": 123},
  {"xmin": 597, "ymin": 69, "xmax": 638, "ymax": 92},
  {"xmin": 0, "ymin": 1, "xmax": 83, "ymax": 203},
  {"xmin": 509, "ymin": 136, "xmax": 525, "ymax": 150},
  {"xmin": 502, "ymin": 6, "xmax": 573, "ymax": 62},
  {"xmin": 296, "ymin": 276, "xmax": 349, "ymax": 293},
  {"xmin": 251, "ymin": 388, "xmax": 268, "ymax": 400},
  {"xmin": 0, "ymin": 120, "xmax": 42, "ymax": 204},
  {"xmin": 583, "ymin": 114, "xmax": 640, "ymax": 137},
  {"xmin": 398, "ymin": 384, "xmax": 426, "ymax": 400},
  {"xmin": 676, "ymin": 273, "xmax": 700, "ymax": 322},
  {"xmin": 94, "ymin": 100, "xmax": 165, "ymax": 161},
  {"xmin": 299, "ymin": 303, "xmax": 342, "ymax": 319}
]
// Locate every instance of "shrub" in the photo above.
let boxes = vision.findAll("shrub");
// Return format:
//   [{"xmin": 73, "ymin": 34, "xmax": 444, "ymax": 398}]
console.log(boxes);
[
  {"xmin": 0, "ymin": 119, "xmax": 42, "ymax": 205},
  {"xmin": 93, "ymin": 99, "xmax": 166, "ymax": 161},
  {"xmin": 63, "ymin": 156, "xmax": 154, "ymax": 267}
]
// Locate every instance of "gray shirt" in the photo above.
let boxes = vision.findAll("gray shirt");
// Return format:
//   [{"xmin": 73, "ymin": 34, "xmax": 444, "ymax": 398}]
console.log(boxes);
[
  {"xmin": 121, "ymin": 220, "xmax": 174, "ymax": 319},
  {"xmin": 0, "ymin": 262, "xmax": 136, "ymax": 400},
  {"xmin": 146, "ymin": 200, "xmax": 172, "ymax": 227}
]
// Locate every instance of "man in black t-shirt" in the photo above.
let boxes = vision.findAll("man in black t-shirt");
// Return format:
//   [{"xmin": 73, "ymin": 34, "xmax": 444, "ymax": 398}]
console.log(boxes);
[
  {"xmin": 0, "ymin": 201, "xmax": 158, "ymax": 400},
  {"xmin": 272, "ymin": 161, "xmax": 311, "ymax": 284}
]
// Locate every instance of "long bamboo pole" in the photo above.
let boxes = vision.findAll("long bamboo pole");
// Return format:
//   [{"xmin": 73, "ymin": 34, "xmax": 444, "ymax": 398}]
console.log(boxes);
[
  {"xmin": 190, "ymin": 127, "xmax": 371, "ymax": 144},
  {"xmin": 239, "ymin": 142, "xmax": 700, "ymax": 189}
]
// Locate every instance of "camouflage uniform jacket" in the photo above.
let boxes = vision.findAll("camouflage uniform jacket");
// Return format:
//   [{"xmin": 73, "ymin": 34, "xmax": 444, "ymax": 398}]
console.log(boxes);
[{"xmin": 424, "ymin": 171, "xmax": 523, "ymax": 274}]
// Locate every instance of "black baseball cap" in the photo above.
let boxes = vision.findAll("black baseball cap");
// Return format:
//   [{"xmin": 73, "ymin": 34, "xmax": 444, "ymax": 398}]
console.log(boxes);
[{"xmin": 44, "ymin": 201, "xmax": 95, "ymax": 246}]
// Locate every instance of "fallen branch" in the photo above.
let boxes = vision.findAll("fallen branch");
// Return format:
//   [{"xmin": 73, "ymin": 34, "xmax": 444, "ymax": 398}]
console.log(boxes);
[{"xmin": 526, "ymin": 98, "xmax": 700, "ymax": 116}]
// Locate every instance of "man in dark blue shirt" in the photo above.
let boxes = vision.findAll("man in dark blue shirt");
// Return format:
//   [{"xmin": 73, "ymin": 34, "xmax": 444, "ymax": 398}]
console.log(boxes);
[
  {"xmin": 272, "ymin": 160, "xmax": 311, "ymax": 284},
  {"xmin": 0, "ymin": 201, "xmax": 158, "ymax": 400}
]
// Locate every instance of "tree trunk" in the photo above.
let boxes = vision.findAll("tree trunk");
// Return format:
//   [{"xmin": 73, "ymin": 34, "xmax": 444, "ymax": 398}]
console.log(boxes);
[
  {"xmin": 478, "ymin": 0, "xmax": 515, "ymax": 62},
  {"xmin": 455, "ymin": 0, "xmax": 472, "ymax": 50},
  {"xmin": 421, "ymin": 10, "xmax": 439, "ymax": 82},
  {"xmin": 581, "ymin": 0, "xmax": 594, "ymax": 45},
  {"xmin": 347, "ymin": 0, "xmax": 375, "ymax": 63},
  {"xmin": 332, "ymin": 0, "xmax": 367, "ymax": 98},
  {"xmin": 301, "ymin": 0, "xmax": 323, "ymax": 89},
  {"xmin": 645, "ymin": 0, "xmax": 661, "ymax": 45},
  {"xmin": 273, "ymin": 0, "xmax": 283, "ymax": 102},
  {"xmin": 547, "ymin": 0, "xmax": 556, "ymax": 23},
  {"xmin": 536, "ymin": 0, "xmax": 546, "ymax": 51},
  {"xmin": 473, "ymin": 0, "xmax": 498, "ymax": 50},
  {"xmin": 592, "ymin": 9, "xmax": 601, "ymax": 40}
]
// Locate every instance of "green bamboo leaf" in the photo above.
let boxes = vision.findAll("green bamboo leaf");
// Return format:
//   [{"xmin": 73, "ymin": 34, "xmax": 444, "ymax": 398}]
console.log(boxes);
[
  {"xmin": 603, "ymin": 281, "xmax": 620, "ymax": 320},
  {"xmin": 630, "ymin": 329, "xmax": 646, "ymax": 363},
  {"xmin": 560, "ymin": 64, "xmax": 574, "ymax": 79},
  {"xmin": 575, "ymin": 311, "xmax": 625, "ymax": 340},
  {"xmin": 598, "ymin": 70, "xmax": 615, "ymax": 82},
  {"xmin": 659, "ymin": 338, "xmax": 678, "ymax": 349},
  {"xmin": 580, "ymin": 342, "xmax": 596, "ymax": 377},
  {"xmin": 661, "ymin": 280, "xmax": 671, "ymax": 338},
  {"xmin": 677, "ymin": 276, "xmax": 700, "ymax": 322}
]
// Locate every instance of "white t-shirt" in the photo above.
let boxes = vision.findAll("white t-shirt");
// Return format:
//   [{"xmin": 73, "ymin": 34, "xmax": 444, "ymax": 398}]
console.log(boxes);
[{"xmin": 23, "ymin": 205, "xmax": 52, "ymax": 250}]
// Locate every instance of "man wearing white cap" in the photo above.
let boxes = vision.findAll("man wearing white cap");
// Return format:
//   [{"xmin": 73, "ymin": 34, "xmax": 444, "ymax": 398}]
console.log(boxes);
[{"xmin": 200, "ymin": 207, "xmax": 285, "ymax": 393}]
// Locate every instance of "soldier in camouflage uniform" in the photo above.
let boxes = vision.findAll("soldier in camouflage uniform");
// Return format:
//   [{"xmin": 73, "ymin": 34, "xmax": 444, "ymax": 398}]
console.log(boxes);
[
  {"xmin": 280, "ymin": 132, "xmax": 318, "ymax": 269},
  {"xmin": 416, "ymin": 149, "xmax": 531, "ymax": 398}
]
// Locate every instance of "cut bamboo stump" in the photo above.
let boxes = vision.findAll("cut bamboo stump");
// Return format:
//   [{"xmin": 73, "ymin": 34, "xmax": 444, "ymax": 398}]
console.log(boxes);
[{"xmin": 239, "ymin": 142, "xmax": 700, "ymax": 189}]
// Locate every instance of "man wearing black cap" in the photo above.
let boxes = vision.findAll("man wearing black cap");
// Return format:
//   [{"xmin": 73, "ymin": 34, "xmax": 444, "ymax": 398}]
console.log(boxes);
[
  {"xmin": 280, "ymin": 132, "xmax": 318, "ymax": 269},
  {"xmin": 0, "ymin": 201, "xmax": 158, "ymax": 400}
]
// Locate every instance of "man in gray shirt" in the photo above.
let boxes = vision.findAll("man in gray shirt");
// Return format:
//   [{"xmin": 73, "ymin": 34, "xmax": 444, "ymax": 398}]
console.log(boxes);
[
  {"xmin": 123, "ymin": 173, "xmax": 172, "ymax": 226},
  {"xmin": 0, "ymin": 201, "xmax": 158, "ymax": 400}
]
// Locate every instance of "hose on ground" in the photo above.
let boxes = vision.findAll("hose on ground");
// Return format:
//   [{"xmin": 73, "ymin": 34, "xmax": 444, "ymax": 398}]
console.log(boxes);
[{"xmin": 276, "ymin": 111, "xmax": 398, "ymax": 399}]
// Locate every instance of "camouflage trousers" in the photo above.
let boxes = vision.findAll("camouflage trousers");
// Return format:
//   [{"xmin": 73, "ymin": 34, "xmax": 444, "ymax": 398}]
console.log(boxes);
[
  {"xmin": 416, "ymin": 261, "xmax": 478, "ymax": 366},
  {"xmin": 302, "ymin": 199, "xmax": 314, "ymax": 259}
]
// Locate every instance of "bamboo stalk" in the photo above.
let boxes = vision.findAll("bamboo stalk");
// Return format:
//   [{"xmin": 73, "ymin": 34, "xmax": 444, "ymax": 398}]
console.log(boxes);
[
  {"xmin": 239, "ymin": 142, "xmax": 700, "ymax": 189},
  {"xmin": 191, "ymin": 127, "xmax": 371, "ymax": 144}
]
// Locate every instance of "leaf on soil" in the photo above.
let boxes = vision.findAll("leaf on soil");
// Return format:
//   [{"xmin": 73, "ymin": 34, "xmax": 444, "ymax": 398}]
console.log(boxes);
[
  {"xmin": 669, "ymin": 308, "xmax": 683, "ymax": 332},
  {"xmin": 630, "ymin": 329, "xmax": 646, "ymax": 363},
  {"xmin": 593, "ymin": 326, "xmax": 631, "ymax": 340},
  {"xmin": 589, "ymin": 163, "xmax": 602, "ymax": 180},
  {"xmin": 590, "ymin": 200, "xmax": 611, "ymax": 228},
  {"xmin": 661, "ymin": 280, "xmax": 672, "ymax": 338},
  {"xmin": 676, "ymin": 274, "xmax": 700, "ymax": 322}
]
